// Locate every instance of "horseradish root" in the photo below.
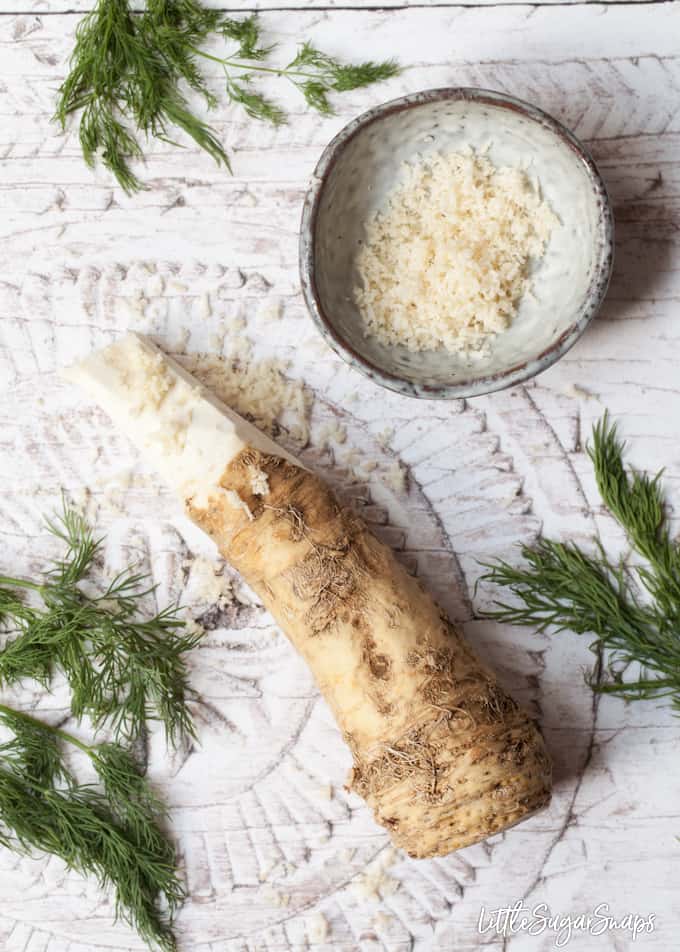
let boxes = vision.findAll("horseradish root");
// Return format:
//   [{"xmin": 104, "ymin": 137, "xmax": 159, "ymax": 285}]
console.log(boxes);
[{"xmin": 65, "ymin": 334, "xmax": 551, "ymax": 858}]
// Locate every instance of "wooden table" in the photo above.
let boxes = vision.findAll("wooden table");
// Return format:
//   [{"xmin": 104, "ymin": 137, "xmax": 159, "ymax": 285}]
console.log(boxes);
[{"xmin": 1, "ymin": 0, "xmax": 679, "ymax": 949}]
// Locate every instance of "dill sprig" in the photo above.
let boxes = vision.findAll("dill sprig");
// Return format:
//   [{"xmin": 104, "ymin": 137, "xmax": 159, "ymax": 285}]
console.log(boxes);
[
  {"xmin": 54, "ymin": 0, "xmax": 229, "ymax": 193},
  {"xmin": 284, "ymin": 42, "xmax": 401, "ymax": 116},
  {"xmin": 0, "ymin": 502, "xmax": 200, "ymax": 746},
  {"xmin": 55, "ymin": 1, "xmax": 401, "ymax": 192},
  {"xmin": 481, "ymin": 413, "xmax": 680, "ymax": 711},
  {"xmin": 0, "ymin": 504, "xmax": 196, "ymax": 949},
  {"xmin": 0, "ymin": 704, "xmax": 183, "ymax": 952},
  {"xmin": 207, "ymin": 32, "xmax": 400, "ymax": 120}
]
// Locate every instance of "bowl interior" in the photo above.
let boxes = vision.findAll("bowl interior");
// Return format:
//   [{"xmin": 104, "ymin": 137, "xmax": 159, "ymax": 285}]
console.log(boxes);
[{"xmin": 311, "ymin": 94, "xmax": 611, "ymax": 395}]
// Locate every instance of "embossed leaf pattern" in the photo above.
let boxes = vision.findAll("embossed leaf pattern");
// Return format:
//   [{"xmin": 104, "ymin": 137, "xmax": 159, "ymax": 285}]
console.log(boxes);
[{"xmin": 3, "ymin": 5, "xmax": 680, "ymax": 948}]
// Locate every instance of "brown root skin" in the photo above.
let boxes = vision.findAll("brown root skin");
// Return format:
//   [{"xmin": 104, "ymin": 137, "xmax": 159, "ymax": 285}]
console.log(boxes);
[{"xmin": 187, "ymin": 449, "xmax": 552, "ymax": 859}]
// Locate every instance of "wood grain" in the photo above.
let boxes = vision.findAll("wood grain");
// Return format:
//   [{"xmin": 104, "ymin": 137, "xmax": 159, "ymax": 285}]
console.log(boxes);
[
  {"xmin": 1, "ymin": 0, "xmax": 679, "ymax": 949},
  {"xmin": 13, "ymin": 0, "xmax": 666, "ymax": 12}
]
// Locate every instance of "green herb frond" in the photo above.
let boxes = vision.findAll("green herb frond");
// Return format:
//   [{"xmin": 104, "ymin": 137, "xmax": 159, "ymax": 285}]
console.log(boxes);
[
  {"xmin": 56, "ymin": 0, "xmax": 401, "ymax": 190},
  {"xmin": 55, "ymin": 0, "xmax": 148, "ymax": 193},
  {"xmin": 225, "ymin": 76, "xmax": 287, "ymax": 126},
  {"xmin": 0, "ymin": 584, "xmax": 34, "ymax": 629},
  {"xmin": 289, "ymin": 42, "xmax": 401, "ymax": 92},
  {"xmin": 0, "ymin": 706, "xmax": 68, "ymax": 788},
  {"xmin": 286, "ymin": 43, "xmax": 400, "ymax": 115},
  {"xmin": 482, "ymin": 413, "xmax": 680, "ymax": 713},
  {"xmin": 0, "ymin": 770, "xmax": 181, "ymax": 952},
  {"xmin": 91, "ymin": 742, "xmax": 176, "ymax": 861},
  {"xmin": 0, "ymin": 502, "xmax": 200, "ymax": 746},
  {"xmin": 0, "ymin": 497, "xmax": 196, "ymax": 952},
  {"xmin": 300, "ymin": 81, "xmax": 333, "ymax": 116},
  {"xmin": 55, "ymin": 0, "xmax": 229, "ymax": 194},
  {"xmin": 142, "ymin": 0, "xmax": 223, "ymax": 107},
  {"xmin": 0, "ymin": 706, "xmax": 185, "ymax": 952},
  {"xmin": 329, "ymin": 59, "xmax": 402, "ymax": 92},
  {"xmin": 45, "ymin": 501, "xmax": 101, "ymax": 585},
  {"xmin": 588, "ymin": 413, "xmax": 680, "ymax": 610},
  {"xmin": 222, "ymin": 14, "xmax": 274, "ymax": 61}
]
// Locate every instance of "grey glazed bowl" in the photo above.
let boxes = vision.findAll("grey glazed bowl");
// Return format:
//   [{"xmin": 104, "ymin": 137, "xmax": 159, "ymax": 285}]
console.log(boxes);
[{"xmin": 299, "ymin": 88, "xmax": 614, "ymax": 399}]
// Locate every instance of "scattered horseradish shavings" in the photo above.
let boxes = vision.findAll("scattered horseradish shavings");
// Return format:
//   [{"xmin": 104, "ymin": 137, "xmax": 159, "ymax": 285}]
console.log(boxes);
[
  {"xmin": 178, "ymin": 350, "xmax": 312, "ymax": 446},
  {"xmin": 183, "ymin": 556, "xmax": 234, "ymax": 609},
  {"xmin": 350, "ymin": 847, "xmax": 400, "ymax": 902},
  {"xmin": 306, "ymin": 912, "xmax": 330, "ymax": 943},
  {"xmin": 355, "ymin": 150, "xmax": 558, "ymax": 354}
]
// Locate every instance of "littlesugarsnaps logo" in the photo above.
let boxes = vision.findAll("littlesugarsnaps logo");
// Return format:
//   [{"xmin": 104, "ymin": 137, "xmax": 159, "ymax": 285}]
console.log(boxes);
[{"xmin": 477, "ymin": 901, "xmax": 656, "ymax": 948}]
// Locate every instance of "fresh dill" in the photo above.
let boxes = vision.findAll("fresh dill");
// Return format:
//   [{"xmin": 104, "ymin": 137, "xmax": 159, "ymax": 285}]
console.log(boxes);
[
  {"xmin": 481, "ymin": 414, "xmax": 680, "ymax": 711},
  {"xmin": 54, "ymin": 0, "xmax": 229, "ymax": 193},
  {"xmin": 55, "ymin": 1, "xmax": 401, "ymax": 192},
  {"xmin": 0, "ymin": 502, "xmax": 199, "ymax": 949},
  {"xmin": 0, "ymin": 502, "xmax": 200, "ymax": 745},
  {"xmin": 0, "ymin": 704, "xmax": 183, "ymax": 952}
]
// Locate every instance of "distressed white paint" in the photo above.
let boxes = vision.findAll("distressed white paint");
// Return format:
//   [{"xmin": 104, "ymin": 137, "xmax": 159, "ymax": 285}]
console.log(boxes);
[
  {"xmin": 15, "ymin": 0, "xmax": 664, "ymax": 11},
  {"xmin": 1, "ymin": 1, "xmax": 679, "ymax": 951}
]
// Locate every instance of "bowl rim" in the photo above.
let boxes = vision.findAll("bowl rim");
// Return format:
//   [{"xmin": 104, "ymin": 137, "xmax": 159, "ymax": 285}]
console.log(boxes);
[{"xmin": 299, "ymin": 86, "xmax": 615, "ymax": 400}]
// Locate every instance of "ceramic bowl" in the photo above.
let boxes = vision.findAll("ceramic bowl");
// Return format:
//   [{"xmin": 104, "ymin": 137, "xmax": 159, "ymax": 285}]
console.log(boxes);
[{"xmin": 299, "ymin": 87, "xmax": 614, "ymax": 399}]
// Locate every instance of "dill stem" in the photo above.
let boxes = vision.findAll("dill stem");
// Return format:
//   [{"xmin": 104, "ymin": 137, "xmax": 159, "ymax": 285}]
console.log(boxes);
[
  {"xmin": 191, "ymin": 46, "xmax": 321, "ymax": 81},
  {"xmin": 0, "ymin": 576, "xmax": 43, "ymax": 593},
  {"xmin": 0, "ymin": 704, "xmax": 93, "ymax": 756}
]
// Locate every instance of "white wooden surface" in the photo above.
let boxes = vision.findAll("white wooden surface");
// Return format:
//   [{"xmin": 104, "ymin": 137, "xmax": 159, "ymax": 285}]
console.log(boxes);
[{"xmin": 1, "ymin": 2, "xmax": 680, "ymax": 951}]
